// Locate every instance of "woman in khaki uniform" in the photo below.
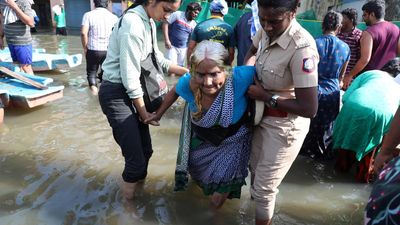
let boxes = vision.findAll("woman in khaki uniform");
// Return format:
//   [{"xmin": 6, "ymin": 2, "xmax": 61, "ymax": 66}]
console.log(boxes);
[{"xmin": 244, "ymin": 0, "xmax": 319, "ymax": 224}]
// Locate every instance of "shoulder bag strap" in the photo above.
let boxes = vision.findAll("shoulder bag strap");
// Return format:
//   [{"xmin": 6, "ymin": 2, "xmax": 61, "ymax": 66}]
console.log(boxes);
[{"xmin": 148, "ymin": 21, "xmax": 161, "ymax": 71}]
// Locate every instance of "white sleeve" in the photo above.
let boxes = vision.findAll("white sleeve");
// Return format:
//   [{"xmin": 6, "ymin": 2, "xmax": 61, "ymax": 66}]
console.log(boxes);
[
  {"xmin": 81, "ymin": 12, "xmax": 89, "ymax": 26},
  {"xmin": 166, "ymin": 11, "xmax": 179, "ymax": 24}
]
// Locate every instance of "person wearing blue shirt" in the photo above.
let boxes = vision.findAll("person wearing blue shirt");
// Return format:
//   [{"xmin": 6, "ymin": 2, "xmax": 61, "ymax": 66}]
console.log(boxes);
[
  {"xmin": 162, "ymin": 2, "xmax": 201, "ymax": 69},
  {"xmin": 300, "ymin": 11, "xmax": 350, "ymax": 159},
  {"xmin": 234, "ymin": 11, "xmax": 253, "ymax": 66}
]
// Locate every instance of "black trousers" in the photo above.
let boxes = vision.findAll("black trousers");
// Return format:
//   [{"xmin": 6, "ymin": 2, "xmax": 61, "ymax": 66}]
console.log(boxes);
[
  {"xmin": 56, "ymin": 27, "xmax": 67, "ymax": 36},
  {"xmin": 99, "ymin": 81, "xmax": 153, "ymax": 183},
  {"xmin": 86, "ymin": 49, "xmax": 107, "ymax": 86}
]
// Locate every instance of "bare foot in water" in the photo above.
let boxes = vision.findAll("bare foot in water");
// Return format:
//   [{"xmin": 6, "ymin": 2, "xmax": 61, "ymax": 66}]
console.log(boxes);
[
  {"xmin": 210, "ymin": 192, "xmax": 229, "ymax": 209},
  {"xmin": 122, "ymin": 181, "xmax": 137, "ymax": 200},
  {"xmin": 90, "ymin": 85, "xmax": 98, "ymax": 95}
]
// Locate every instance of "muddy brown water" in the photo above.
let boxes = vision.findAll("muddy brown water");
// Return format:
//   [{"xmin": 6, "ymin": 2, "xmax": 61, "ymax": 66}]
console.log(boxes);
[{"xmin": 0, "ymin": 32, "xmax": 370, "ymax": 225}]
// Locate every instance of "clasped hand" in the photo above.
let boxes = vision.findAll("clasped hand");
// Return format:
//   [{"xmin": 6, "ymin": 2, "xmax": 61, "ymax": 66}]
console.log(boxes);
[
  {"xmin": 247, "ymin": 77, "xmax": 270, "ymax": 102},
  {"xmin": 140, "ymin": 112, "xmax": 160, "ymax": 126},
  {"xmin": 141, "ymin": 112, "xmax": 161, "ymax": 126}
]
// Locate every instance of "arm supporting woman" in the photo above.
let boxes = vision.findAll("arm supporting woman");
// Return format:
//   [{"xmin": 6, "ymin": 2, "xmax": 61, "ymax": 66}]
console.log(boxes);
[
  {"xmin": 168, "ymin": 64, "xmax": 189, "ymax": 76},
  {"xmin": 248, "ymin": 80, "xmax": 318, "ymax": 118},
  {"xmin": 146, "ymin": 86, "xmax": 179, "ymax": 123},
  {"xmin": 374, "ymin": 106, "xmax": 400, "ymax": 173}
]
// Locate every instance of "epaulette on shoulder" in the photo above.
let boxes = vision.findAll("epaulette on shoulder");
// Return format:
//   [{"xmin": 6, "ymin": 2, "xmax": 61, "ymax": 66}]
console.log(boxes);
[{"xmin": 292, "ymin": 30, "xmax": 311, "ymax": 49}]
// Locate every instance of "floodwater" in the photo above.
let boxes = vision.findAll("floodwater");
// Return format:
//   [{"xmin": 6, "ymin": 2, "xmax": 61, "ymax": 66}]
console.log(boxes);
[{"xmin": 0, "ymin": 32, "xmax": 371, "ymax": 225}]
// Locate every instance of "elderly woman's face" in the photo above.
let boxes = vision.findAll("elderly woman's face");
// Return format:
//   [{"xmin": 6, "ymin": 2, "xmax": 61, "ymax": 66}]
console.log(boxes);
[
  {"xmin": 193, "ymin": 58, "xmax": 226, "ymax": 97},
  {"xmin": 258, "ymin": 7, "xmax": 293, "ymax": 41}
]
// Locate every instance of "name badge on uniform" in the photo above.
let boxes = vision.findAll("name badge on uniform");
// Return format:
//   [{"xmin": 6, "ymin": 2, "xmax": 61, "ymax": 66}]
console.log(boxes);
[{"xmin": 302, "ymin": 57, "xmax": 315, "ymax": 73}]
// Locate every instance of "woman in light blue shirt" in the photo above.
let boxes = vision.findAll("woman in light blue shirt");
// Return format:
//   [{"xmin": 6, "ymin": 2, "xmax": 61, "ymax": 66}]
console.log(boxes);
[{"xmin": 98, "ymin": 0, "xmax": 188, "ymax": 201}]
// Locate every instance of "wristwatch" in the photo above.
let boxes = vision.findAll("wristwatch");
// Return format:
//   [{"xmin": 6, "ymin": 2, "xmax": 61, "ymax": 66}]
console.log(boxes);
[{"xmin": 267, "ymin": 94, "xmax": 279, "ymax": 108}]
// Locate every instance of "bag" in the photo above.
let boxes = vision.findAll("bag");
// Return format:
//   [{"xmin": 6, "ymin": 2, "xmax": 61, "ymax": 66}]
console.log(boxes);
[
  {"xmin": 140, "ymin": 52, "xmax": 168, "ymax": 112},
  {"xmin": 117, "ymin": 8, "xmax": 168, "ymax": 112},
  {"xmin": 246, "ymin": 99, "xmax": 265, "ymax": 126}
]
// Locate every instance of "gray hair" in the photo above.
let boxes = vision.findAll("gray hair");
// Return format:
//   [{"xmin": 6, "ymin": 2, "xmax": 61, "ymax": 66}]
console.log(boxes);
[
  {"xmin": 190, "ymin": 40, "xmax": 230, "ymax": 70},
  {"xmin": 190, "ymin": 40, "xmax": 230, "ymax": 120}
]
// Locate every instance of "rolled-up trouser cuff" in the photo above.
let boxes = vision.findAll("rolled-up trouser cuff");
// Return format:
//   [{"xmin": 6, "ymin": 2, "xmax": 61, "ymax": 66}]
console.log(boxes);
[
  {"xmin": 99, "ymin": 81, "xmax": 153, "ymax": 184},
  {"xmin": 251, "ymin": 186, "xmax": 277, "ymax": 220},
  {"xmin": 86, "ymin": 49, "xmax": 107, "ymax": 86}
]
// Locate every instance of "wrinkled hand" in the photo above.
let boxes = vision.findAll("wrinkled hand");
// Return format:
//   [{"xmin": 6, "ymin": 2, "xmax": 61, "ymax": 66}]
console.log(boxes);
[
  {"xmin": 374, "ymin": 150, "xmax": 395, "ymax": 175},
  {"xmin": 165, "ymin": 40, "xmax": 172, "ymax": 49},
  {"xmin": 247, "ymin": 77, "xmax": 268, "ymax": 101},
  {"xmin": 143, "ymin": 112, "xmax": 161, "ymax": 125},
  {"xmin": 140, "ymin": 112, "xmax": 160, "ymax": 126},
  {"xmin": 342, "ymin": 75, "xmax": 352, "ymax": 90}
]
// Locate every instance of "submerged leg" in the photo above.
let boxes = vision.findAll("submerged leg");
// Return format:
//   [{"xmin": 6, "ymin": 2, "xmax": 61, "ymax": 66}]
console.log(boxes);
[
  {"xmin": 122, "ymin": 181, "xmax": 137, "ymax": 200},
  {"xmin": 255, "ymin": 218, "xmax": 272, "ymax": 225},
  {"xmin": 21, "ymin": 64, "xmax": 34, "ymax": 75},
  {"xmin": 210, "ymin": 192, "xmax": 229, "ymax": 209}
]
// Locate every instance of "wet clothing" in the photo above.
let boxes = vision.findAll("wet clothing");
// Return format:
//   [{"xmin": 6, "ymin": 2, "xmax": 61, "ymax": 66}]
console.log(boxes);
[
  {"xmin": 82, "ymin": 7, "xmax": 118, "ymax": 86},
  {"xmin": 250, "ymin": 19, "xmax": 318, "ymax": 220},
  {"xmin": 86, "ymin": 50, "xmax": 107, "ymax": 86},
  {"xmin": 8, "ymin": 44, "xmax": 32, "ymax": 65},
  {"xmin": 337, "ymin": 28, "xmax": 362, "ymax": 76},
  {"xmin": 55, "ymin": 27, "xmax": 67, "ymax": 36},
  {"xmin": 99, "ymin": 81, "xmax": 152, "ymax": 182},
  {"xmin": 333, "ymin": 71, "xmax": 400, "ymax": 161},
  {"xmin": 364, "ymin": 21, "xmax": 400, "ymax": 71},
  {"xmin": 365, "ymin": 156, "xmax": 400, "ymax": 225},
  {"xmin": 301, "ymin": 35, "xmax": 350, "ymax": 159},
  {"xmin": 190, "ymin": 16, "xmax": 235, "ymax": 49},
  {"xmin": 99, "ymin": 5, "xmax": 170, "ymax": 183},
  {"xmin": 174, "ymin": 66, "xmax": 255, "ymax": 198}
]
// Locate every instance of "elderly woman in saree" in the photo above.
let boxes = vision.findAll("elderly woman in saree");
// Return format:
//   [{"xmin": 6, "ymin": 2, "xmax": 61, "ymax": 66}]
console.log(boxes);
[{"xmin": 147, "ymin": 40, "xmax": 256, "ymax": 208}]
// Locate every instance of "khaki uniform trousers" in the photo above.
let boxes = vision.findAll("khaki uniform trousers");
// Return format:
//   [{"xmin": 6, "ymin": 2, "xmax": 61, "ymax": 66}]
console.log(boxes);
[{"xmin": 250, "ymin": 114, "xmax": 310, "ymax": 220}]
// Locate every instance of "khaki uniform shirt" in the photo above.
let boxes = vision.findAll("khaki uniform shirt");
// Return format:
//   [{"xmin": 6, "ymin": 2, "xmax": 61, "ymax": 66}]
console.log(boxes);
[{"xmin": 253, "ymin": 19, "xmax": 319, "ymax": 99}]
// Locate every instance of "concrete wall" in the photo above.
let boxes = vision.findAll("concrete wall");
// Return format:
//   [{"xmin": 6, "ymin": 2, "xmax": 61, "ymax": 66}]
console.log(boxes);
[{"xmin": 64, "ymin": 0, "xmax": 91, "ymax": 29}]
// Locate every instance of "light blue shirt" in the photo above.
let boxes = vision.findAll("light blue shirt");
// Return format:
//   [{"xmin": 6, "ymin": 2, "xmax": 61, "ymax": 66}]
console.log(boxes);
[
  {"xmin": 176, "ymin": 66, "xmax": 255, "ymax": 123},
  {"xmin": 102, "ymin": 5, "xmax": 171, "ymax": 99}
]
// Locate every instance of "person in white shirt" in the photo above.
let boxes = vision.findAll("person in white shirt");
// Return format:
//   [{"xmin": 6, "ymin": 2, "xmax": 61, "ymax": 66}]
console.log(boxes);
[{"xmin": 81, "ymin": 0, "xmax": 118, "ymax": 95}]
